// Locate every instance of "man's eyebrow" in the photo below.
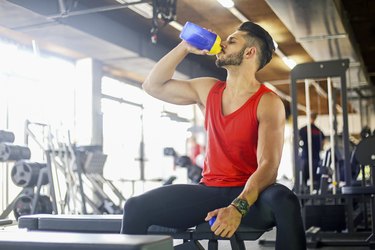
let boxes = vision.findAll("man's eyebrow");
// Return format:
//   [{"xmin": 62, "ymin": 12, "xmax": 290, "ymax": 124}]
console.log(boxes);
[{"xmin": 227, "ymin": 36, "xmax": 237, "ymax": 41}]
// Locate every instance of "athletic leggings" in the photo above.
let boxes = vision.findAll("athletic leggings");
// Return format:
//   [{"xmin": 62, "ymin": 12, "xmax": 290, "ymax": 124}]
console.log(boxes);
[{"xmin": 121, "ymin": 183, "xmax": 306, "ymax": 250}]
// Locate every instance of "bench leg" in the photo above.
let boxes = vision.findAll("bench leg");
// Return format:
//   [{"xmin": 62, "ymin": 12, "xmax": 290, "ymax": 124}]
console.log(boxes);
[
  {"xmin": 208, "ymin": 239, "xmax": 218, "ymax": 250},
  {"xmin": 230, "ymin": 236, "xmax": 246, "ymax": 250}
]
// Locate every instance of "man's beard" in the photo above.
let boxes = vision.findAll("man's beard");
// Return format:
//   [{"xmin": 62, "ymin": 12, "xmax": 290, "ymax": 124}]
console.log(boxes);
[{"xmin": 215, "ymin": 46, "xmax": 246, "ymax": 68}]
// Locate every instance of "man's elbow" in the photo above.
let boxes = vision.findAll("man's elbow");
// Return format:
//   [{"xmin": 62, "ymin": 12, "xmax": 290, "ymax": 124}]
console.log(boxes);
[{"xmin": 142, "ymin": 79, "xmax": 158, "ymax": 96}]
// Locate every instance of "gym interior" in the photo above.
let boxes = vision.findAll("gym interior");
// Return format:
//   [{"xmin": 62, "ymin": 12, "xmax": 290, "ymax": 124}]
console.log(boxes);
[{"xmin": 0, "ymin": 0, "xmax": 374, "ymax": 249}]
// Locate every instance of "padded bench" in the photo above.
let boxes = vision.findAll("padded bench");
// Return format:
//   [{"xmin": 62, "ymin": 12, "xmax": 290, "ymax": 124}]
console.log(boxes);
[
  {"xmin": 18, "ymin": 214, "xmax": 270, "ymax": 249},
  {"xmin": 0, "ymin": 231, "xmax": 173, "ymax": 250}
]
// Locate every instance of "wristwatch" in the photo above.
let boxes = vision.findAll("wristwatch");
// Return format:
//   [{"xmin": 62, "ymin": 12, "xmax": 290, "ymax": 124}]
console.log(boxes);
[{"xmin": 231, "ymin": 197, "xmax": 250, "ymax": 217}]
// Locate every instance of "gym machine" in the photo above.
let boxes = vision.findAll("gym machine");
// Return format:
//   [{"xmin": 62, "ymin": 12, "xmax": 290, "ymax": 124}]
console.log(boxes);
[
  {"xmin": 163, "ymin": 147, "xmax": 203, "ymax": 184},
  {"xmin": 23, "ymin": 120, "xmax": 125, "ymax": 215},
  {"xmin": 290, "ymin": 59, "xmax": 375, "ymax": 248},
  {"xmin": 0, "ymin": 130, "xmax": 52, "ymax": 220}
]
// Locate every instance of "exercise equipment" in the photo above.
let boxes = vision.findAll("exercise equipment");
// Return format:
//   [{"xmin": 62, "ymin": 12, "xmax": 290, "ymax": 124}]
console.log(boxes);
[
  {"xmin": 0, "ymin": 231, "xmax": 173, "ymax": 250},
  {"xmin": 0, "ymin": 143, "xmax": 31, "ymax": 162},
  {"xmin": 18, "ymin": 213, "xmax": 270, "ymax": 250},
  {"xmin": 11, "ymin": 161, "xmax": 48, "ymax": 188},
  {"xmin": 0, "ymin": 130, "xmax": 15, "ymax": 143},
  {"xmin": 163, "ymin": 147, "xmax": 202, "ymax": 184},
  {"xmin": 21, "ymin": 120, "xmax": 125, "ymax": 216},
  {"xmin": 13, "ymin": 195, "xmax": 52, "ymax": 220},
  {"xmin": 342, "ymin": 135, "xmax": 375, "ymax": 248},
  {"xmin": 0, "ymin": 219, "xmax": 12, "ymax": 226},
  {"xmin": 289, "ymin": 60, "xmax": 375, "ymax": 247}
]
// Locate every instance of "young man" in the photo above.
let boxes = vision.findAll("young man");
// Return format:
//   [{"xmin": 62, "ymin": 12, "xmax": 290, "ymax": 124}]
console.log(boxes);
[{"xmin": 121, "ymin": 22, "xmax": 306, "ymax": 250}]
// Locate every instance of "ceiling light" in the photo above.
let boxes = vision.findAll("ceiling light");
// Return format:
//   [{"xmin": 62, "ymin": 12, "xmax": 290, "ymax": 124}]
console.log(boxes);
[
  {"xmin": 228, "ymin": 7, "xmax": 247, "ymax": 22},
  {"xmin": 217, "ymin": 0, "xmax": 234, "ymax": 8},
  {"xmin": 169, "ymin": 21, "xmax": 184, "ymax": 31},
  {"xmin": 273, "ymin": 40, "xmax": 278, "ymax": 49},
  {"xmin": 116, "ymin": 0, "xmax": 153, "ymax": 19},
  {"xmin": 281, "ymin": 56, "xmax": 296, "ymax": 69},
  {"xmin": 275, "ymin": 48, "xmax": 296, "ymax": 69}
]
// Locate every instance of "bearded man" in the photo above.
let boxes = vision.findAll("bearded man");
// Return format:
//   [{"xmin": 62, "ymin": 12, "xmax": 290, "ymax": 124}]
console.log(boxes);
[{"xmin": 120, "ymin": 22, "xmax": 306, "ymax": 250}]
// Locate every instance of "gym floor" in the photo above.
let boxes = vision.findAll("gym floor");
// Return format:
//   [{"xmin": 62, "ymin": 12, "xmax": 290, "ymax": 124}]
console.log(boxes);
[{"xmin": 192, "ymin": 228, "xmax": 369, "ymax": 249}]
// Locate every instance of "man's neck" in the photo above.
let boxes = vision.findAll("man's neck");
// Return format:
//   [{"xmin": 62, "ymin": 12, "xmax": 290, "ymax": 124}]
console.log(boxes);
[{"xmin": 225, "ymin": 68, "xmax": 260, "ymax": 95}]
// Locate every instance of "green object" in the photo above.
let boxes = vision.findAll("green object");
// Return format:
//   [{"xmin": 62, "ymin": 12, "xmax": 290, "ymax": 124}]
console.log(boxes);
[{"xmin": 231, "ymin": 197, "xmax": 249, "ymax": 217}]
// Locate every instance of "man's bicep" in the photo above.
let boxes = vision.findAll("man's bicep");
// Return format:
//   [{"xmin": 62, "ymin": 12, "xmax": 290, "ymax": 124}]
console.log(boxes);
[
  {"xmin": 154, "ymin": 79, "xmax": 200, "ymax": 105},
  {"xmin": 257, "ymin": 95, "xmax": 285, "ymax": 168},
  {"xmin": 144, "ymin": 77, "xmax": 216, "ymax": 106}
]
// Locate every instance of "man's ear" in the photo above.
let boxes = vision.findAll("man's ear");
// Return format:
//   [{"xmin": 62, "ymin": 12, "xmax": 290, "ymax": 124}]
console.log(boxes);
[{"xmin": 245, "ymin": 47, "xmax": 256, "ymax": 59}]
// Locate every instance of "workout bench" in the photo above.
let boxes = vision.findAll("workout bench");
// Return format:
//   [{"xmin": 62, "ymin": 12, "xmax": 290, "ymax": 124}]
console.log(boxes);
[
  {"xmin": 18, "ymin": 214, "xmax": 271, "ymax": 249},
  {"xmin": 0, "ymin": 231, "xmax": 172, "ymax": 250}
]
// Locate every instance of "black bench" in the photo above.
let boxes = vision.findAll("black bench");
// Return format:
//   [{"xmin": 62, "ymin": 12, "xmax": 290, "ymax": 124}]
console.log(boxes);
[
  {"xmin": 18, "ymin": 214, "xmax": 270, "ymax": 249},
  {"xmin": 0, "ymin": 231, "xmax": 173, "ymax": 250}
]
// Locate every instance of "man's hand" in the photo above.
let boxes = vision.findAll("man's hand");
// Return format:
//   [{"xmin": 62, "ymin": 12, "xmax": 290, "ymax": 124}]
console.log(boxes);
[
  {"xmin": 205, "ymin": 205, "xmax": 242, "ymax": 238},
  {"xmin": 180, "ymin": 40, "xmax": 209, "ymax": 55}
]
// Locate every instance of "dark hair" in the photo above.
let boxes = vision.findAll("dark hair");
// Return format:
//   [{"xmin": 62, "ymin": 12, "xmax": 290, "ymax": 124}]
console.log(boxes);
[
  {"xmin": 238, "ymin": 22, "xmax": 275, "ymax": 71},
  {"xmin": 310, "ymin": 112, "xmax": 317, "ymax": 120}
]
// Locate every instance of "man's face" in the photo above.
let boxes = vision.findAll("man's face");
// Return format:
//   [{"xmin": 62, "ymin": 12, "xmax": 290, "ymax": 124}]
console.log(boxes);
[{"xmin": 215, "ymin": 31, "xmax": 248, "ymax": 68}]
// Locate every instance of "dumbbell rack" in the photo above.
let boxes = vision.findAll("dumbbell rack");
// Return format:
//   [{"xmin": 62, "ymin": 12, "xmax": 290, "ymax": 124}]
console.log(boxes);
[{"xmin": 0, "ymin": 129, "xmax": 53, "ymax": 220}]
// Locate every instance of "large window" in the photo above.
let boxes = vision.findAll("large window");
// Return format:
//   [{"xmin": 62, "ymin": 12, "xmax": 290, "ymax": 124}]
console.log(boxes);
[
  {"xmin": 0, "ymin": 39, "xmax": 76, "ymax": 213},
  {"xmin": 101, "ymin": 77, "xmax": 194, "ymax": 196}
]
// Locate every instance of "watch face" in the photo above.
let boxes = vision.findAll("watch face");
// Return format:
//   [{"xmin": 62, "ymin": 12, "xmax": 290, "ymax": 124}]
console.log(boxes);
[
  {"xmin": 238, "ymin": 199, "xmax": 247, "ymax": 208},
  {"xmin": 232, "ymin": 198, "xmax": 249, "ymax": 216}
]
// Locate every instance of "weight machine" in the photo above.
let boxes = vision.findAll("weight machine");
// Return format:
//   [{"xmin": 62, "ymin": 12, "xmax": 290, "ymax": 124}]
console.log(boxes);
[
  {"xmin": 0, "ymin": 129, "xmax": 52, "ymax": 220},
  {"xmin": 290, "ymin": 59, "xmax": 375, "ymax": 248},
  {"xmin": 23, "ymin": 120, "xmax": 125, "ymax": 215}
]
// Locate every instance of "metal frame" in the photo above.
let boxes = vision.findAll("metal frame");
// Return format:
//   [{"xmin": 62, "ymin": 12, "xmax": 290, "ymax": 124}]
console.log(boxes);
[
  {"xmin": 290, "ymin": 59, "xmax": 351, "ymax": 193},
  {"xmin": 290, "ymin": 59, "xmax": 357, "ymax": 234}
]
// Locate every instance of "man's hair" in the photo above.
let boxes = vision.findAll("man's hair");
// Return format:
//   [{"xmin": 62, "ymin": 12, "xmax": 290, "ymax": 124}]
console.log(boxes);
[
  {"xmin": 238, "ymin": 22, "xmax": 275, "ymax": 71},
  {"xmin": 310, "ymin": 112, "xmax": 318, "ymax": 121}
]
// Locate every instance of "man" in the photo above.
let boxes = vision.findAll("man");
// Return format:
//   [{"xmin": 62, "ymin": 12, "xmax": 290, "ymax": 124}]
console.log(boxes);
[
  {"xmin": 121, "ymin": 22, "xmax": 306, "ymax": 250},
  {"xmin": 299, "ymin": 112, "xmax": 325, "ymax": 190}
]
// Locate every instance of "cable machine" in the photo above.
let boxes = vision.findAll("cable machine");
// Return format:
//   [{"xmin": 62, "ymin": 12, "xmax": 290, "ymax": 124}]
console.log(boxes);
[
  {"xmin": 288, "ymin": 59, "xmax": 375, "ymax": 247},
  {"xmin": 291, "ymin": 59, "xmax": 351, "ymax": 195}
]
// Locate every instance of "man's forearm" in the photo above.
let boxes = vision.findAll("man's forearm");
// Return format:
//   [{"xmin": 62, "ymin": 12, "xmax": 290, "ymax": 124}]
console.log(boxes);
[
  {"xmin": 143, "ymin": 42, "xmax": 188, "ymax": 91},
  {"xmin": 238, "ymin": 165, "xmax": 278, "ymax": 206}
]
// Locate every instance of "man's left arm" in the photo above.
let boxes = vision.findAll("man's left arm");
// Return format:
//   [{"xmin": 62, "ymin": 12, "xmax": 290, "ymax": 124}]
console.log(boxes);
[
  {"xmin": 239, "ymin": 92, "xmax": 286, "ymax": 206},
  {"xmin": 206, "ymin": 92, "xmax": 285, "ymax": 238}
]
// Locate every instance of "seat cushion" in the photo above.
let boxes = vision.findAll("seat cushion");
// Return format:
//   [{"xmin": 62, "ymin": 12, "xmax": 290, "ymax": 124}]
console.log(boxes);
[
  {"xmin": 0, "ymin": 231, "xmax": 173, "ymax": 250},
  {"xmin": 19, "ymin": 214, "xmax": 122, "ymax": 233}
]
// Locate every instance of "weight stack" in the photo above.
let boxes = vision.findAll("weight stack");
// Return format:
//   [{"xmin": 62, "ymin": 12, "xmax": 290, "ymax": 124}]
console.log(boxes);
[
  {"xmin": 0, "ymin": 143, "xmax": 31, "ymax": 162},
  {"xmin": 304, "ymin": 204, "xmax": 346, "ymax": 232}
]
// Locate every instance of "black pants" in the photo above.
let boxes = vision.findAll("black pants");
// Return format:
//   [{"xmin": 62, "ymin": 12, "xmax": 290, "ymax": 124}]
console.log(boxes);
[{"xmin": 121, "ymin": 183, "xmax": 306, "ymax": 250}]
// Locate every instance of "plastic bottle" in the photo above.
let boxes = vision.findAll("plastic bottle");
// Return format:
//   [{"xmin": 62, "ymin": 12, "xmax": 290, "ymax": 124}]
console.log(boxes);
[
  {"xmin": 179, "ymin": 22, "xmax": 222, "ymax": 55},
  {"xmin": 209, "ymin": 216, "xmax": 217, "ymax": 226}
]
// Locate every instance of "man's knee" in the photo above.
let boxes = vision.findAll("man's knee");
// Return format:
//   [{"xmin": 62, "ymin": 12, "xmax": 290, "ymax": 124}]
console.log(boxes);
[
  {"xmin": 123, "ymin": 196, "xmax": 142, "ymax": 217},
  {"xmin": 260, "ymin": 183, "xmax": 301, "ymax": 212}
]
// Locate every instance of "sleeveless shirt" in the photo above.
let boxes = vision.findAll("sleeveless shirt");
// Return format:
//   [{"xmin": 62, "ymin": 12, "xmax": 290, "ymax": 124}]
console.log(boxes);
[{"xmin": 201, "ymin": 81, "xmax": 273, "ymax": 186}]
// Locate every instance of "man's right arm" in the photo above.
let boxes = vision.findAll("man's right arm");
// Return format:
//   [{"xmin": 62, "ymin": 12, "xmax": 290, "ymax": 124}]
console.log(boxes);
[{"xmin": 142, "ymin": 41, "xmax": 218, "ymax": 108}]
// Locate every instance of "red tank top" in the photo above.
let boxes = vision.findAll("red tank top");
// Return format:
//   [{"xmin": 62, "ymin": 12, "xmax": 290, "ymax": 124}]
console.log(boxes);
[{"xmin": 201, "ymin": 81, "xmax": 273, "ymax": 187}]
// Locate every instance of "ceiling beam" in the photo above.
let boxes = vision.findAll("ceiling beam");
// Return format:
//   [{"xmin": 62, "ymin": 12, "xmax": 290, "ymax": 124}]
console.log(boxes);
[{"xmin": 7, "ymin": 0, "xmax": 226, "ymax": 79}]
